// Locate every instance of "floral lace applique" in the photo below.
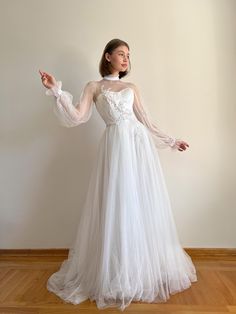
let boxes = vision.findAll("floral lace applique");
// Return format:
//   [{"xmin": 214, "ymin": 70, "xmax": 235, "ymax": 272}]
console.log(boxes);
[{"xmin": 100, "ymin": 85, "xmax": 136, "ymax": 126}]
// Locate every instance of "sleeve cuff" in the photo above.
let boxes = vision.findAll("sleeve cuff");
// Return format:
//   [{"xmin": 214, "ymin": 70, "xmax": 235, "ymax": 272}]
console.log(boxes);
[
  {"xmin": 169, "ymin": 138, "xmax": 177, "ymax": 148},
  {"xmin": 45, "ymin": 81, "xmax": 63, "ymax": 97}
]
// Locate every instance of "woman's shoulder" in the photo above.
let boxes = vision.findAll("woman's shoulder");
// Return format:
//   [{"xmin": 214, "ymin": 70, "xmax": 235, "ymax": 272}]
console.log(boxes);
[
  {"xmin": 126, "ymin": 81, "xmax": 139, "ymax": 93},
  {"xmin": 85, "ymin": 80, "xmax": 104, "ymax": 91},
  {"xmin": 84, "ymin": 80, "xmax": 98, "ymax": 88},
  {"xmin": 126, "ymin": 81, "xmax": 137, "ymax": 88}
]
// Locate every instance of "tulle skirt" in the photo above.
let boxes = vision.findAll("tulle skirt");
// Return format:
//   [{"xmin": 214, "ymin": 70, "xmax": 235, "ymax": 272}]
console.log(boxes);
[{"xmin": 47, "ymin": 119, "xmax": 197, "ymax": 311}]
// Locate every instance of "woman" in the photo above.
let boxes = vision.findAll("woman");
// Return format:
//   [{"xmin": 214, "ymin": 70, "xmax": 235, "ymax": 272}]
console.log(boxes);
[{"xmin": 39, "ymin": 38, "xmax": 197, "ymax": 311}]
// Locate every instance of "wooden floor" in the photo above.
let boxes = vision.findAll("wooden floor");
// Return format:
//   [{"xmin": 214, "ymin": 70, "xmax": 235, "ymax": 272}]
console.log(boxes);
[{"xmin": 0, "ymin": 256, "xmax": 236, "ymax": 314}]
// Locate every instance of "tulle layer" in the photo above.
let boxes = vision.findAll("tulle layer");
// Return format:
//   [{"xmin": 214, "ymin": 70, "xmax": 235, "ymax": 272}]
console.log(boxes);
[{"xmin": 47, "ymin": 119, "xmax": 197, "ymax": 311}]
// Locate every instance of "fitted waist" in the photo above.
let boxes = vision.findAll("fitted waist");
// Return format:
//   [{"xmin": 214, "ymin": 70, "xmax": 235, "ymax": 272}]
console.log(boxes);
[{"xmin": 106, "ymin": 116, "xmax": 138, "ymax": 127}]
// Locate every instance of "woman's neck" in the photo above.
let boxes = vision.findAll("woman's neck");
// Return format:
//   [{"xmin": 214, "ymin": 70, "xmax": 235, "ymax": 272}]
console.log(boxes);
[{"xmin": 103, "ymin": 73, "xmax": 120, "ymax": 81}]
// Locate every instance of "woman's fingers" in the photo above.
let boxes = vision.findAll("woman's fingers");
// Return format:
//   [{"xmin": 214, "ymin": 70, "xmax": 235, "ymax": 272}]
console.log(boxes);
[
  {"xmin": 39, "ymin": 70, "xmax": 46, "ymax": 77},
  {"xmin": 40, "ymin": 72, "xmax": 51, "ymax": 86},
  {"xmin": 183, "ymin": 141, "xmax": 189, "ymax": 147},
  {"xmin": 177, "ymin": 141, "xmax": 190, "ymax": 152},
  {"xmin": 39, "ymin": 70, "xmax": 49, "ymax": 79},
  {"xmin": 173, "ymin": 140, "xmax": 189, "ymax": 152},
  {"xmin": 39, "ymin": 70, "xmax": 56, "ymax": 89},
  {"xmin": 39, "ymin": 70, "xmax": 46, "ymax": 80}
]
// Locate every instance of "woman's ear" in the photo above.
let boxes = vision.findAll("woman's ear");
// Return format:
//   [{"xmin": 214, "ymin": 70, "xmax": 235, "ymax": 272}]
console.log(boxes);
[{"xmin": 105, "ymin": 52, "xmax": 110, "ymax": 62}]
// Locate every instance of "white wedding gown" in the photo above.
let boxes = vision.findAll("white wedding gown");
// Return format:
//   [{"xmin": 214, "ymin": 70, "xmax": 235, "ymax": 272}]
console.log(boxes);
[{"xmin": 45, "ymin": 74, "xmax": 197, "ymax": 311}]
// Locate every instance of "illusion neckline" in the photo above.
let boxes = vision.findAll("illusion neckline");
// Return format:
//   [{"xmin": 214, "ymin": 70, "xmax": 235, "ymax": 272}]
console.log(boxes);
[{"xmin": 101, "ymin": 85, "xmax": 133, "ymax": 94}]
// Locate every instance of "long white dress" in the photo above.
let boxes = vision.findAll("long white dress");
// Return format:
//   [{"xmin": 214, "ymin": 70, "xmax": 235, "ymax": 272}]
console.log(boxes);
[{"xmin": 45, "ymin": 74, "xmax": 197, "ymax": 311}]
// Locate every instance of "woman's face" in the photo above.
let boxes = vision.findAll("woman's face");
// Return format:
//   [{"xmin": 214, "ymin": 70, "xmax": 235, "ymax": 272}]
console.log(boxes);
[{"xmin": 105, "ymin": 45, "xmax": 130, "ymax": 73}]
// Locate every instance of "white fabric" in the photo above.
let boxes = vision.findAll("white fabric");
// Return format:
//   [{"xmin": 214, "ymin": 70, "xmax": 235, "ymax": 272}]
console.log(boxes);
[
  {"xmin": 103, "ymin": 74, "xmax": 120, "ymax": 80},
  {"xmin": 45, "ymin": 78, "xmax": 181, "ymax": 149},
  {"xmin": 45, "ymin": 78, "xmax": 197, "ymax": 311}
]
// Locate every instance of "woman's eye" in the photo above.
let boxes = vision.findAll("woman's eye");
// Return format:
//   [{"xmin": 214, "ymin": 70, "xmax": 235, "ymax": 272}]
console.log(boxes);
[{"xmin": 119, "ymin": 53, "xmax": 129, "ymax": 58}]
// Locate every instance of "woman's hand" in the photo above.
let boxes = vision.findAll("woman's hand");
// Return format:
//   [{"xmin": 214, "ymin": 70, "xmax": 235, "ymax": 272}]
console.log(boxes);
[
  {"xmin": 175, "ymin": 140, "xmax": 189, "ymax": 152},
  {"xmin": 39, "ymin": 69, "xmax": 57, "ymax": 89}
]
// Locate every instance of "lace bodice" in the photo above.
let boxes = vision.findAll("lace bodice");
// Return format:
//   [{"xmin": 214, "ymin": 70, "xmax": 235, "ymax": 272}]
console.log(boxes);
[
  {"xmin": 45, "ymin": 79, "xmax": 180, "ymax": 149},
  {"xmin": 95, "ymin": 85, "xmax": 138, "ymax": 127}
]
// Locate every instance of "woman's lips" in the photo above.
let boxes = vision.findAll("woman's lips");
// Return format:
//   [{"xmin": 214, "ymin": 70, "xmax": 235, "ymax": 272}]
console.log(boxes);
[{"xmin": 122, "ymin": 64, "xmax": 127, "ymax": 67}]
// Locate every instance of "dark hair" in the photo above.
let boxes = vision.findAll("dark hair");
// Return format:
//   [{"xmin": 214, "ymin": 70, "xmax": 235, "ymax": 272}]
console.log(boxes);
[{"xmin": 99, "ymin": 38, "xmax": 131, "ymax": 79}]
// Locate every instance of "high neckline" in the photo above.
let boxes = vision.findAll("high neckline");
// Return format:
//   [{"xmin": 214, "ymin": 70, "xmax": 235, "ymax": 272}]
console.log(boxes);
[{"xmin": 103, "ymin": 74, "xmax": 120, "ymax": 81}]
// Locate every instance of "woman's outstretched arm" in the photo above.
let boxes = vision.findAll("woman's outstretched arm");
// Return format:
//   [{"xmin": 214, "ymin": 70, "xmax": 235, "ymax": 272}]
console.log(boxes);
[
  {"xmin": 131, "ymin": 82, "xmax": 189, "ymax": 151},
  {"xmin": 39, "ymin": 70, "xmax": 96, "ymax": 127}
]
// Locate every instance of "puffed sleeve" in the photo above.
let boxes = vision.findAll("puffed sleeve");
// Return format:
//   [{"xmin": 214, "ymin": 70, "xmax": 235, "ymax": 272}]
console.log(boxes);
[
  {"xmin": 45, "ymin": 80, "xmax": 96, "ymax": 127},
  {"xmin": 132, "ymin": 83, "xmax": 181, "ymax": 150}
]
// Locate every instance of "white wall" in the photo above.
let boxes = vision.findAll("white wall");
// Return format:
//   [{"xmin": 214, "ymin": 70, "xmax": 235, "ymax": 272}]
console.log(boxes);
[{"xmin": 0, "ymin": 0, "xmax": 235, "ymax": 249}]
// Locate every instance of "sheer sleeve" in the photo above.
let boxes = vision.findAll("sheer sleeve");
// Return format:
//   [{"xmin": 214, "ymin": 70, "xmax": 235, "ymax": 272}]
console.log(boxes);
[
  {"xmin": 132, "ymin": 83, "xmax": 181, "ymax": 150},
  {"xmin": 45, "ymin": 80, "xmax": 96, "ymax": 127}
]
